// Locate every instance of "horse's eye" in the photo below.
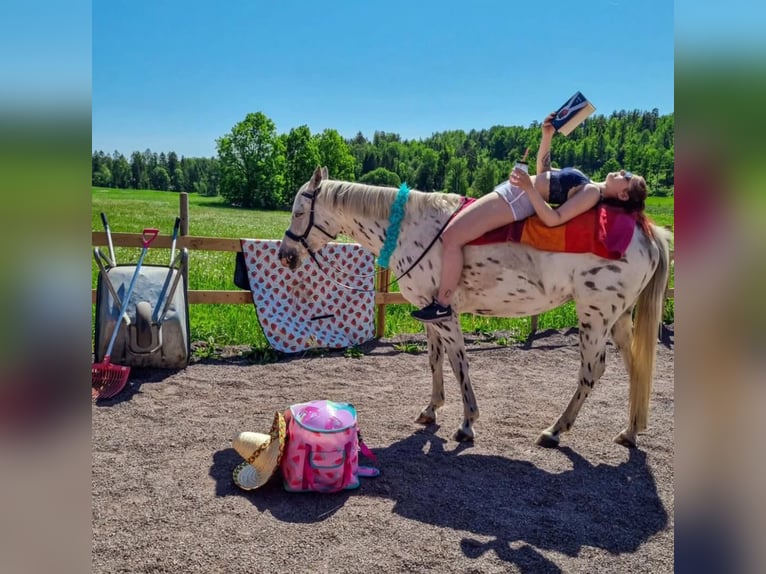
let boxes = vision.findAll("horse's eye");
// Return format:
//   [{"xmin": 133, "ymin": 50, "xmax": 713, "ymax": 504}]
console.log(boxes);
[{"xmin": 295, "ymin": 212, "xmax": 305, "ymax": 218}]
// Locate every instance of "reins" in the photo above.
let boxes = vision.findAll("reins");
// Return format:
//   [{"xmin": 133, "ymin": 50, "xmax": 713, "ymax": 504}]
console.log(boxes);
[{"xmin": 291, "ymin": 183, "xmax": 465, "ymax": 294}]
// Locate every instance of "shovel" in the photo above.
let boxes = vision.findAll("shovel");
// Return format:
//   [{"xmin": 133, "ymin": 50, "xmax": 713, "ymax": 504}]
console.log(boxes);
[{"xmin": 92, "ymin": 228, "xmax": 159, "ymax": 400}]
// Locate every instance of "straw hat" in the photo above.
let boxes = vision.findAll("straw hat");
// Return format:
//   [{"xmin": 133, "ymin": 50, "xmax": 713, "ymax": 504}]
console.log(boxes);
[{"xmin": 232, "ymin": 411, "xmax": 286, "ymax": 491}]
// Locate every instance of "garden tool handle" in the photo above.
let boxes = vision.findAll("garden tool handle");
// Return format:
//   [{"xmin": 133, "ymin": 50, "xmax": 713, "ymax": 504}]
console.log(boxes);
[
  {"xmin": 101, "ymin": 212, "xmax": 117, "ymax": 266},
  {"xmin": 170, "ymin": 216, "xmax": 181, "ymax": 265}
]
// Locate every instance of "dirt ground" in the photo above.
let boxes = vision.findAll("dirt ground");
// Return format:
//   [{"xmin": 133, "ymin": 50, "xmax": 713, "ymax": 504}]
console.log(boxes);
[{"xmin": 92, "ymin": 325, "xmax": 674, "ymax": 574}]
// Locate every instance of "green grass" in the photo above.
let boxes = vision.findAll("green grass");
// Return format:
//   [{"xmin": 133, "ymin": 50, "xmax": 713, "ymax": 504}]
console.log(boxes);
[
  {"xmin": 93, "ymin": 188, "xmax": 674, "ymax": 346},
  {"xmin": 645, "ymin": 195, "xmax": 674, "ymax": 229}
]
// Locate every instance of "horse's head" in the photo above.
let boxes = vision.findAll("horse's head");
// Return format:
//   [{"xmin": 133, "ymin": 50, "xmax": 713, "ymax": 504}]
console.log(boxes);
[{"xmin": 278, "ymin": 166, "xmax": 341, "ymax": 270}]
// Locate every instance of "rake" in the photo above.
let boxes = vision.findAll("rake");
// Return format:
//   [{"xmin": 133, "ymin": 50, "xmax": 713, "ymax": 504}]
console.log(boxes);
[{"xmin": 92, "ymin": 228, "xmax": 159, "ymax": 400}]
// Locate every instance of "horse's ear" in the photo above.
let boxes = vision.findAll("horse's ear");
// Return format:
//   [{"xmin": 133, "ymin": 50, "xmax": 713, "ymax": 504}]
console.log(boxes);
[
  {"xmin": 311, "ymin": 166, "xmax": 324, "ymax": 188},
  {"xmin": 321, "ymin": 166, "xmax": 329, "ymax": 180}
]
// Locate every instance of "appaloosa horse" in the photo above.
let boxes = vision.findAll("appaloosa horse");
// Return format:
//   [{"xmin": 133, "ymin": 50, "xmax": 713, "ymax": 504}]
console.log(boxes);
[{"xmin": 278, "ymin": 167, "xmax": 671, "ymax": 448}]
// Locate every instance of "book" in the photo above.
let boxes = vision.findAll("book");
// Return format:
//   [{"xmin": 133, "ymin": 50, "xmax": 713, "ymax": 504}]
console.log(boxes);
[{"xmin": 551, "ymin": 91, "xmax": 596, "ymax": 136}]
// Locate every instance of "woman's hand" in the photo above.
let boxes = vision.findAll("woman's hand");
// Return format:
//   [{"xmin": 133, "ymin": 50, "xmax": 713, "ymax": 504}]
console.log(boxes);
[
  {"xmin": 541, "ymin": 112, "xmax": 556, "ymax": 138},
  {"xmin": 510, "ymin": 167, "xmax": 534, "ymax": 193}
]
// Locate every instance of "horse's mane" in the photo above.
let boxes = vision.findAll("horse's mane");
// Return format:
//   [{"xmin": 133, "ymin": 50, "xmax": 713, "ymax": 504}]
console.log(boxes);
[{"xmin": 321, "ymin": 180, "xmax": 459, "ymax": 220}]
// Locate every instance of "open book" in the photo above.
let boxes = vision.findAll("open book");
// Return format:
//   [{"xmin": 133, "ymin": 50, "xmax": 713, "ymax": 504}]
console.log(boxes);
[{"xmin": 551, "ymin": 91, "xmax": 596, "ymax": 136}]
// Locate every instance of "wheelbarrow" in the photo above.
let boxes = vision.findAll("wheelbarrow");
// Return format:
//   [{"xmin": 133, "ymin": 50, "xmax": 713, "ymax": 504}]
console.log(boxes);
[{"xmin": 93, "ymin": 216, "xmax": 190, "ymax": 370}]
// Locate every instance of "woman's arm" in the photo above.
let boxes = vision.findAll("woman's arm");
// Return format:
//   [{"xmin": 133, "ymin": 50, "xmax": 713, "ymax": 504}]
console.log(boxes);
[
  {"xmin": 510, "ymin": 169, "xmax": 601, "ymax": 227},
  {"xmin": 536, "ymin": 112, "xmax": 556, "ymax": 175}
]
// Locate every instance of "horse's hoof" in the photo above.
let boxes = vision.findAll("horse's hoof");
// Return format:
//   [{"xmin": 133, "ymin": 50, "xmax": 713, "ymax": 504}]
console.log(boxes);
[
  {"xmin": 535, "ymin": 432, "xmax": 560, "ymax": 448},
  {"xmin": 453, "ymin": 429, "xmax": 474, "ymax": 443},
  {"xmin": 614, "ymin": 431, "xmax": 637, "ymax": 448},
  {"xmin": 415, "ymin": 413, "xmax": 435, "ymax": 425}
]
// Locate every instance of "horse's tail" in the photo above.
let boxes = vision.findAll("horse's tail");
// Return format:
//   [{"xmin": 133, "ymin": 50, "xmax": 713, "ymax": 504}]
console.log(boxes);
[{"xmin": 629, "ymin": 224, "xmax": 672, "ymax": 432}]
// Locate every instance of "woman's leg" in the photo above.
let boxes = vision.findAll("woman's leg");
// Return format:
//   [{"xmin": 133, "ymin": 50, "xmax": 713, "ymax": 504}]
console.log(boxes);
[{"xmin": 435, "ymin": 193, "xmax": 517, "ymax": 306}]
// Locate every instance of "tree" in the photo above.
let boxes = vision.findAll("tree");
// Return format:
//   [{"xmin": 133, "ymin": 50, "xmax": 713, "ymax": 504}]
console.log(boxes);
[
  {"xmin": 168, "ymin": 152, "xmax": 181, "ymax": 190},
  {"xmin": 444, "ymin": 157, "xmax": 469, "ymax": 196},
  {"xmin": 413, "ymin": 147, "xmax": 439, "ymax": 191},
  {"xmin": 150, "ymin": 166, "xmax": 170, "ymax": 190},
  {"xmin": 315, "ymin": 129, "xmax": 356, "ymax": 180},
  {"xmin": 470, "ymin": 158, "xmax": 499, "ymax": 198},
  {"xmin": 216, "ymin": 112, "xmax": 286, "ymax": 209},
  {"xmin": 283, "ymin": 125, "xmax": 321, "ymax": 196},
  {"xmin": 173, "ymin": 168, "xmax": 185, "ymax": 193},
  {"xmin": 93, "ymin": 164, "xmax": 112, "ymax": 187},
  {"xmin": 359, "ymin": 167, "xmax": 400, "ymax": 187},
  {"xmin": 130, "ymin": 151, "xmax": 148, "ymax": 189},
  {"xmin": 111, "ymin": 152, "xmax": 131, "ymax": 189}
]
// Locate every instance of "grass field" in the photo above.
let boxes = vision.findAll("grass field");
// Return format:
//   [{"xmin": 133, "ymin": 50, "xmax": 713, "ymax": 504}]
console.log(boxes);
[{"xmin": 92, "ymin": 188, "xmax": 674, "ymax": 349}]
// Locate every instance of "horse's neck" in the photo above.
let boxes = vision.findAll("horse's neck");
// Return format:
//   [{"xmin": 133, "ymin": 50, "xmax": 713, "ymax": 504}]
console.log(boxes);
[
  {"xmin": 322, "ymin": 180, "xmax": 459, "ymax": 260},
  {"xmin": 324, "ymin": 181, "xmax": 398, "ymax": 255},
  {"xmin": 338, "ymin": 212, "xmax": 387, "ymax": 255}
]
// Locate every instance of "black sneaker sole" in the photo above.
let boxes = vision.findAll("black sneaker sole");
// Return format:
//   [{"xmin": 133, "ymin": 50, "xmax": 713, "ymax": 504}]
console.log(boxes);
[{"xmin": 411, "ymin": 313, "xmax": 452, "ymax": 323}]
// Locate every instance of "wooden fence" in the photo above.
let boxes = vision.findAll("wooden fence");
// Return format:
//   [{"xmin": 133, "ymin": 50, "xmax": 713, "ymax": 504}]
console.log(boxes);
[{"xmin": 92, "ymin": 193, "xmax": 674, "ymax": 338}]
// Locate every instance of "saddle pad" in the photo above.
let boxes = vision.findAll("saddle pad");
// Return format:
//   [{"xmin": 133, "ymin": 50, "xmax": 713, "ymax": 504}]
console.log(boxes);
[
  {"xmin": 467, "ymin": 199, "xmax": 638, "ymax": 259},
  {"xmin": 240, "ymin": 240, "xmax": 375, "ymax": 353}
]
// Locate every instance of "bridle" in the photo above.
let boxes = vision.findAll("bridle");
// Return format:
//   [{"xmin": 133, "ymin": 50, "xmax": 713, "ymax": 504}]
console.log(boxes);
[
  {"xmin": 283, "ymin": 184, "xmax": 338, "ymax": 250},
  {"xmin": 283, "ymin": 182, "xmax": 465, "ymax": 293}
]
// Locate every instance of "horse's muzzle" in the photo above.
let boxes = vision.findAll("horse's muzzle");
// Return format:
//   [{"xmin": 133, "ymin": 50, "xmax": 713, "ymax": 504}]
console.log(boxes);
[{"xmin": 277, "ymin": 244, "xmax": 300, "ymax": 270}]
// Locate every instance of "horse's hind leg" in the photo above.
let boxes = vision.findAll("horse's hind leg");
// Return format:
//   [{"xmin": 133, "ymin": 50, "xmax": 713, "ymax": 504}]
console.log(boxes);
[
  {"xmin": 537, "ymin": 321, "xmax": 609, "ymax": 448},
  {"xmin": 610, "ymin": 310, "xmax": 633, "ymax": 374},
  {"xmin": 610, "ymin": 309, "xmax": 641, "ymax": 448},
  {"xmin": 415, "ymin": 324, "xmax": 446, "ymax": 426}
]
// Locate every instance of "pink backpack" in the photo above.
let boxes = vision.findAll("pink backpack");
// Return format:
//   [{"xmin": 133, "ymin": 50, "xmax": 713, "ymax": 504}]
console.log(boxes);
[{"xmin": 281, "ymin": 400, "xmax": 379, "ymax": 493}]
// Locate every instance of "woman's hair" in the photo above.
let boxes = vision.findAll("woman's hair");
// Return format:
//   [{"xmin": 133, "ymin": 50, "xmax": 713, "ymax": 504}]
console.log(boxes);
[
  {"xmin": 602, "ymin": 174, "xmax": 652, "ymax": 235},
  {"xmin": 624, "ymin": 175, "xmax": 648, "ymax": 214}
]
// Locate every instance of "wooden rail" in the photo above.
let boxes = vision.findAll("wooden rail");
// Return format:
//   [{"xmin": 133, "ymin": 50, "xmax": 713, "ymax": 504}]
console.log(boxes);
[{"xmin": 93, "ymin": 193, "xmax": 674, "ymax": 338}]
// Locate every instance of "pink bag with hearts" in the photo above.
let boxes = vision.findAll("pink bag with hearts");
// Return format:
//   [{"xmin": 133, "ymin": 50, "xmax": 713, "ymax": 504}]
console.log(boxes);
[{"xmin": 281, "ymin": 400, "xmax": 379, "ymax": 493}]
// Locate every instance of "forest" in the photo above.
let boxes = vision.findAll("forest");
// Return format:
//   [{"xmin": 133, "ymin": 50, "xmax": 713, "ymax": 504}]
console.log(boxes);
[{"xmin": 92, "ymin": 109, "xmax": 673, "ymax": 210}]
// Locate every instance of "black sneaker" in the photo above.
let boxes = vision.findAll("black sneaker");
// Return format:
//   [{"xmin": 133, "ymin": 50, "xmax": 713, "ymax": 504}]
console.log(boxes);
[{"xmin": 411, "ymin": 299, "xmax": 453, "ymax": 323}]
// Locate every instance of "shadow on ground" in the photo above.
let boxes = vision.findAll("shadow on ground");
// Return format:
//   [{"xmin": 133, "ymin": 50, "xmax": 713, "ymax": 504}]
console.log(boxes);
[{"xmin": 210, "ymin": 428, "xmax": 667, "ymax": 573}]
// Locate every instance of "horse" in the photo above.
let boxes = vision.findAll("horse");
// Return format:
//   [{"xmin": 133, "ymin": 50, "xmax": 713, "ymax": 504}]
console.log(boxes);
[{"xmin": 278, "ymin": 166, "xmax": 672, "ymax": 449}]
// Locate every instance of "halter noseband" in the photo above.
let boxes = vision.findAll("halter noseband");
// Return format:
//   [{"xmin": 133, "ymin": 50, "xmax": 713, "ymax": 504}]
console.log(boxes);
[{"xmin": 284, "ymin": 184, "xmax": 338, "ymax": 251}]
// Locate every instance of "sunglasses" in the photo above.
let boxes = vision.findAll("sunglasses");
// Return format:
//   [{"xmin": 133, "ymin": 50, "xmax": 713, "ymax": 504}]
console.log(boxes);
[{"xmin": 624, "ymin": 171, "xmax": 633, "ymax": 180}]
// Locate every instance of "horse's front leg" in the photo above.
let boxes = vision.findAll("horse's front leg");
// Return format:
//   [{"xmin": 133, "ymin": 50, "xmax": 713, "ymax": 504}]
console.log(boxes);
[
  {"xmin": 415, "ymin": 323, "xmax": 445, "ymax": 425},
  {"xmin": 432, "ymin": 317, "xmax": 478, "ymax": 442}
]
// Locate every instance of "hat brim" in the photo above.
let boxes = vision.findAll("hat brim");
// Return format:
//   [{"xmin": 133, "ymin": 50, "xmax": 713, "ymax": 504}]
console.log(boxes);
[
  {"xmin": 232, "ymin": 411, "xmax": 286, "ymax": 491},
  {"xmin": 233, "ymin": 461, "xmax": 271, "ymax": 490}
]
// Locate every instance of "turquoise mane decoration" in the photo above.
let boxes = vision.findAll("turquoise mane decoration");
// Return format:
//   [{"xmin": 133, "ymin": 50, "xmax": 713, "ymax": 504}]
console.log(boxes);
[{"xmin": 376, "ymin": 183, "xmax": 410, "ymax": 269}]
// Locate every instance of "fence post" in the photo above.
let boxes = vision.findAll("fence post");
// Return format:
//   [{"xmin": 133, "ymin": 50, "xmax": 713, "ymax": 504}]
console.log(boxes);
[{"xmin": 375, "ymin": 267, "xmax": 389, "ymax": 338}]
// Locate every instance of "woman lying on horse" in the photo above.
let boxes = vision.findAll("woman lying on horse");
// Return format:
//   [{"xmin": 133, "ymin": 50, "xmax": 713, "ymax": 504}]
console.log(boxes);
[{"xmin": 411, "ymin": 112, "xmax": 650, "ymax": 323}]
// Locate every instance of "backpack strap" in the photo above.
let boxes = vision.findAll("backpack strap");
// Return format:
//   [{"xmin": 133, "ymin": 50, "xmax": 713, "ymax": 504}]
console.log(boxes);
[
  {"xmin": 359, "ymin": 439, "xmax": 377, "ymax": 464},
  {"xmin": 357, "ymin": 430, "xmax": 378, "ymax": 464}
]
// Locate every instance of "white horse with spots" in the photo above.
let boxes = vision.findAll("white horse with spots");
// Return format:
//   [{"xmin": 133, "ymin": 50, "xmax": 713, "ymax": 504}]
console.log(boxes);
[{"xmin": 278, "ymin": 167, "xmax": 671, "ymax": 448}]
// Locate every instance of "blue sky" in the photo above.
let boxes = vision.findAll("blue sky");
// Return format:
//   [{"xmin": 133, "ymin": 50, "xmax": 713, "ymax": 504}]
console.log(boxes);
[{"xmin": 92, "ymin": 0, "xmax": 674, "ymax": 158}]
